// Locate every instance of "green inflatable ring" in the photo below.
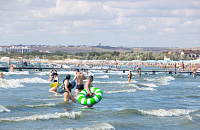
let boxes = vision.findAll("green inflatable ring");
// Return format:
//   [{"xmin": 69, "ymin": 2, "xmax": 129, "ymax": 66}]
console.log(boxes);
[{"xmin": 78, "ymin": 87, "xmax": 103, "ymax": 105}]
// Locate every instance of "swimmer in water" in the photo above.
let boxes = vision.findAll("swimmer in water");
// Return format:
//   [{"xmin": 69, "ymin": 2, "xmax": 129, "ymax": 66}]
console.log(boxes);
[
  {"xmin": 10, "ymin": 65, "xmax": 14, "ymax": 72},
  {"xmin": 49, "ymin": 73, "xmax": 59, "ymax": 95},
  {"xmin": 128, "ymin": 70, "xmax": 132, "ymax": 83},
  {"xmin": 73, "ymin": 69, "xmax": 86, "ymax": 95},
  {"xmin": 48, "ymin": 70, "xmax": 53, "ymax": 81},
  {"xmin": 62, "ymin": 75, "xmax": 76, "ymax": 103},
  {"xmin": 0, "ymin": 72, "xmax": 4, "ymax": 79},
  {"xmin": 81, "ymin": 75, "xmax": 94, "ymax": 108}
]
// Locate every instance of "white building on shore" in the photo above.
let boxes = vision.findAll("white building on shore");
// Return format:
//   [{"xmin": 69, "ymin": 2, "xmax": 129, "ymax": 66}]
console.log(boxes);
[
  {"xmin": 181, "ymin": 50, "xmax": 200, "ymax": 58},
  {"xmin": 0, "ymin": 46, "xmax": 10, "ymax": 53},
  {"xmin": 10, "ymin": 45, "xmax": 30, "ymax": 54}
]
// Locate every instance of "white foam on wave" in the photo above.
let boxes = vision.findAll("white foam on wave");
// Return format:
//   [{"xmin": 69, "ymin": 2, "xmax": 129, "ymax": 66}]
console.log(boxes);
[
  {"xmin": 93, "ymin": 80, "xmax": 137, "ymax": 84},
  {"xmin": 129, "ymin": 84, "xmax": 156, "ymax": 91},
  {"xmin": 95, "ymin": 75, "xmax": 109, "ymax": 79},
  {"xmin": 35, "ymin": 71, "xmax": 49, "ymax": 76},
  {"xmin": 154, "ymin": 76, "xmax": 175, "ymax": 86},
  {"xmin": 18, "ymin": 77, "xmax": 49, "ymax": 83},
  {"xmin": 198, "ymin": 85, "xmax": 200, "ymax": 88},
  {"xmin": 139, "ymin": 83, "xmax": 158, "ymax": 88},
  {"xmin": 57, "ymin": 71, "xmax": 75, "ymax": 75},
  {"xmin": 104, "ymin": 89, "xmax": 136, "ymax": 94},
  {"xmin": 139, "ymin": 109, "xmax": 197, "ymax": 117},
  {"xmin": 78, "ymin": 122, "xmax": 115, "ymax": 130},
  {"xmin": 0, "ymin": 77, "xmax": 49, "ymax": 89},
  {"xmin": 160, "ymin": 76, "xmax": 175, "ymax": 82},
  {"xmin": 0, "ymin": 111, "xmax": 82, "ymax": 122},
  {"xmin": 3, "ymin": 71, "xmax": 30, "ymax": 76},
  {"xmin": 24, "ymin": 103, "xmax": 56, "ymax": 108},
  {"xmin": 0, "ymin": 79, "xmax": 24, "ymax": 88},
  {"xmin": 0, "ymin": 105, "xmax": 10, "ymax": 112},
  {"xmin": 137, "ymin": 87, "xmax": 156, "ymax": 91}
]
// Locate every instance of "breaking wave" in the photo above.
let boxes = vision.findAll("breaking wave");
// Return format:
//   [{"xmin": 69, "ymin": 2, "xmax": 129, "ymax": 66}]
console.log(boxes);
[
  {"xmin": 0, "ymin": 111, "xmax": 82, "ymax": 122},
  {"xmin": 0, "ymin": 105, "xmax": 10, "ymax": 112},
  {"xmin": 139, "ymin": 109, "xmax": 197, "ymax": 117}
]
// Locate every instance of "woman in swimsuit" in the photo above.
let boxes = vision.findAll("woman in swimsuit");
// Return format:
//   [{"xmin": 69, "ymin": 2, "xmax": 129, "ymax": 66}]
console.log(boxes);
[
  {"xmin": 62, "ymin": 74, "xmax": 76, "ymax": 102},
  {"xmin": 49, "ymin": 73, "xmax": 59, "ymax": 95}
]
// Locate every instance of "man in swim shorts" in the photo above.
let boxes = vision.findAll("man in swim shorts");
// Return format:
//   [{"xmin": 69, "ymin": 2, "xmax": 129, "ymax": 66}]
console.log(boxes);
[{"xmin": 73, "ymin": 69, "xmax": 86, "ymax": 95}]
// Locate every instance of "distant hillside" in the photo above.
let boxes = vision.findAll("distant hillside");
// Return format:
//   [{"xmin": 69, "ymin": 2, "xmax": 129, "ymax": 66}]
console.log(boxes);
[{"xmin": 30, "ymin": 45, "xmax": 200, "ymax": 54}]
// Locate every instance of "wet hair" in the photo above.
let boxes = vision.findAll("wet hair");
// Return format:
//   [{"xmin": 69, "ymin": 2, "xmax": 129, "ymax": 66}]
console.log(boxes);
[
  {"xmin": 53, "ymin": 73, "xmax": 58, "ymax": 76},
  {"xmin": 89, "ymin": 75, "xmax": 93, "ymax": 81},
  {"xmin": 65, "ymin": 74, "xmax": 70, "ymax": 79},
  {"xmin": 75, "ymin": 69, "xmax": 79, "ymax": 72}
]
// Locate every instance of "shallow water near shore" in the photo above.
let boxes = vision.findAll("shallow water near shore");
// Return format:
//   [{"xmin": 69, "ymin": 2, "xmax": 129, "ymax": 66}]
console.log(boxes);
[{"xmin": 1, "ymin": 66, "xmax": 200, "ymax": 129}]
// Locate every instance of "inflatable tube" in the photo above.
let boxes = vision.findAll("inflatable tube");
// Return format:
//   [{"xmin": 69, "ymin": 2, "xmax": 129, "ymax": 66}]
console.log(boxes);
[
  {"xmin": 50, "ymin": 83, "xmax": 61, "ymax": 88},
  {"xmin": 78, "ymin": 87, "xmax": 103, "ymax": 105},
  {"xmin": 57, "ymin": 81, "xmax": 76, "ymax": 93},
  {"xmin": 71, "ymin": 81, "xmax": 76, "ymax": 89}
]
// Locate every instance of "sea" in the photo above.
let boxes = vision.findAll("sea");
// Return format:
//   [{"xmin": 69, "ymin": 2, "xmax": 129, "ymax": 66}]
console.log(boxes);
[{"xmin": 0, "ymin": 64, "xmax": 200, "ymax": 129}]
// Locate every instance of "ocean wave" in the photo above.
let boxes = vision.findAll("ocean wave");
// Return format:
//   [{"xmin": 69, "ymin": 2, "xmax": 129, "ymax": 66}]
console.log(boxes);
[
  {"xmin": 104, "ymin": 89, "xmax": 137, "ymax": 94},
  {"xmin": 78, "ymin": 122, "xmax": 115, "ymax": 130},
  {"xmin": 159, "ymin": 76, "xmax": 175, "ymax": 82},
  {"xmin": 138, "ymin": 83, "xmax": 158, "ymax": 88},
  {"xmin": 0, "ymin": 105, "xmax": 10, "ymax": 112},
  {"xmin": 93, "ymin": 80, "xmax": 137, "ymax": 84},
  {"xmin": 0, "ymin": 79, "xmax": 24, "ymax": 88},
  {"xmin": 35, "ymin": 71, "xmax": 49, "ymax": 76},
  {"xmin": 95, "ymin": 75, "xmax": 109, "ymax": 79},
  {"xmin": 0, "ymin": 77, "xmax": 49, "ymax": 89},
  {"xmin": 3, "ymin": 71, "xmax": 30, "ymax": 76},
  {"xmin": 137, "ymin": 87, "xmax": 156, "ymax": 91},
  {"xmin": 139, "ymin": 109, "xmax": 197, "ymax": 117},
  {"xmin": 152, "ymin": 76, "xmax": 175, "ymax": 86},
  {"xmin": 129, "ymin": 84, "xmax": 156, "ymax": 91},
  {"xmin": 17, "ymin": 77, "xmax": 49, "ymax": 83},
  {"xmin": 0, "ymin": 111, "xmax": 82, "ymax": 122},
  {"xmin": 24, "ymin": 103, "xmax": 56, "ymax": 108}
]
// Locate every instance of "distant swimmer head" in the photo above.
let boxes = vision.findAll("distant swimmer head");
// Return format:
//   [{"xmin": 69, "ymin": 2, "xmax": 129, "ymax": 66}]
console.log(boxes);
[
  {"xmin": 50, "ymin": 70, "xmax": 53, "ymax": 72},
  {"xmin": 0, "ymin": 72, "xmax": 3, "ymax": 75},
  {"xmin": 65, "ymin": 74, "xmax": 70, "ymax": 79}
]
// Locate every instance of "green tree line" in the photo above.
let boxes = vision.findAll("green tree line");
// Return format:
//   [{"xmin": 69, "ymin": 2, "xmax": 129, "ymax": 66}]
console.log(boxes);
[{"xmin": 0, "ymin": 50, "xmax": 193, "ymax": 61}]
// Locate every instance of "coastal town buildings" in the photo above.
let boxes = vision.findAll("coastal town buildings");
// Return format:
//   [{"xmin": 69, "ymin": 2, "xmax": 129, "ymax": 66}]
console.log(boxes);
[
  {"xmin": 0, "ymin": 46, "xmax": 10, "ymax": 53},
  {"xmin": 10, "ymin": 45, "xmax": 30, "ymax": 54},
  {"xmin": 181, "ymin": 50, "xmax": 200, "ymax": 58}
]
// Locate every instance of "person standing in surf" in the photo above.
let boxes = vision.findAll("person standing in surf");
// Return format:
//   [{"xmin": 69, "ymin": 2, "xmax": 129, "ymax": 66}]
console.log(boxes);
[
  {"xmin": 82, "ymin": 75, "xmax": 94, "ymax": 108},
  {"xmin": 128, "ymin": 70, "xmax": 132, "ymax": 83},
  {"xmin": 73, "ymin": 69, "xmax": 86, "ymax": 95},
  {"xmin": 49, "ymin": 73, "xmax": 59, "ymax": 95},
  {"xmin": 0, "ymin": 72, "xmax": 4, "ymax": 79},
  {"xmin": 48, "ymin": 70, "xmax": 53, "ymax": 81},
  {"xmin": 61, "ymin": 74, "xmax": 76, "ymax": 102}
]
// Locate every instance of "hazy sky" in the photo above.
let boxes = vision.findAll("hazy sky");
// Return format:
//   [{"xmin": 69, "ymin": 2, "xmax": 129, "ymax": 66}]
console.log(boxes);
[{"xmin": 0, "ymin": 0, "xmax": 200, "ymax": 47}]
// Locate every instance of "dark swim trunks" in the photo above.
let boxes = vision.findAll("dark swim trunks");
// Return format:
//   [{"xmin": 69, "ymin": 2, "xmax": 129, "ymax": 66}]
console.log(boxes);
[{"xmin": 76, "ymin": 84, "xmax": 84, "ymax": 90}]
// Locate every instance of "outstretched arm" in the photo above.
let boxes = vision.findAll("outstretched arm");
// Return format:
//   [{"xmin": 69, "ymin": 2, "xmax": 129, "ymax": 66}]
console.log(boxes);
[{"xmin": 73, "ymin": 75, "xmax": 77, "ymax": 81}]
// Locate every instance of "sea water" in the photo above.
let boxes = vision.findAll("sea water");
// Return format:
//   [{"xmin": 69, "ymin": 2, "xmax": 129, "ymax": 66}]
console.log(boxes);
[{"xmin": 0, "ymin": 66, "xmax": 200, "ymax": 129}]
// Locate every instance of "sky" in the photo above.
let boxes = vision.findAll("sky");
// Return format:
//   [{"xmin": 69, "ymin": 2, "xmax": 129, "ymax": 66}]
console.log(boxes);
[{"xmin": 0, "ymin": 0, "xmax": 200, "ymax": 47}]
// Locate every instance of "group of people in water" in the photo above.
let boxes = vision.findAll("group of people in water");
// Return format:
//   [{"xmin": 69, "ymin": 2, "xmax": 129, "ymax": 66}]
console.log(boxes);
[{"xmin": 48, "ymin": 69, "xmax": 94, "ymax": 108}]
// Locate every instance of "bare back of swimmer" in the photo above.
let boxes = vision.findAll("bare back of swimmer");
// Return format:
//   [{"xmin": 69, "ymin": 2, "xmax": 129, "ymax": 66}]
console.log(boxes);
[{"xmin": 73, "ymin": 69, "xmax": 86, "ymax": 95}]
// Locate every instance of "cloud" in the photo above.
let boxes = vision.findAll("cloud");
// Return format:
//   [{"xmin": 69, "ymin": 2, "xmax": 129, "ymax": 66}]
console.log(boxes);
[{"xmin": 0, "ymin": 0, "xmax": 200, "ymax": 47}]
